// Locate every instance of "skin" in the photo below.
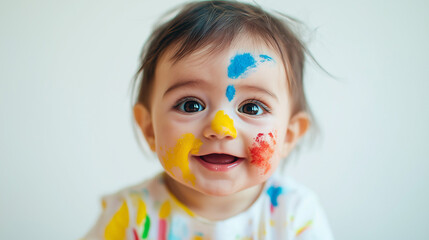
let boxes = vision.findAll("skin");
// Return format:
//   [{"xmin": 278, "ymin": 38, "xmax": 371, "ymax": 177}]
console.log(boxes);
[{"xmin": 134, "ymin": 35, "xmax": 310, "ymax": 220}]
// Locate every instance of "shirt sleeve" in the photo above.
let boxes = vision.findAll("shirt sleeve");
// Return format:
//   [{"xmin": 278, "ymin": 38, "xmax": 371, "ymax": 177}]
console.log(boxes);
[{"xmin": 292, "ymin": 192, "xmax": 334, "ymax": 240}]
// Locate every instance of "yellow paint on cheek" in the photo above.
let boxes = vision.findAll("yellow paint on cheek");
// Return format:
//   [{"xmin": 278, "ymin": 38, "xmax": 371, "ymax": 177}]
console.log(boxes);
[
  {"xmin": 211, "ymin": 110, "xmax": 237, "ymax": 138},
  {"xmin": 162, "ymin": 133, "xmax": 202, "ymax": 185}
]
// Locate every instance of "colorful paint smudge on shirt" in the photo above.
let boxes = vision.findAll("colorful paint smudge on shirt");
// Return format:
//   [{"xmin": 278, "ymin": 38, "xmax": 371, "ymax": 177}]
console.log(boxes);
[
  {"xmin": 162, "ymin": 133, "xmax": 202, "ymax": 185},
  {"xmin": 192, "ymin": 232, "xmax": 204, "ymax": 240},
  {"xmin": 130, "ymin": 194, "xmax": 151, "ymax": 239},
  {"xmin": 104, "ymin": 200, "xmax": 129, "ymax": 240},
  {"xmin": 267, "ymin": 185, "xmax": 283, "ymax": 213},
  {"xmin": 211, "ymin": 110, "xmax": 237, "ymax": 138},
  {"xmin": 158, "ymin": 201, "xmax": 171, "ymax": 240},
  {"xmin": 296, "ymin": 220, "xmax": 313, "ymax": 236},
  {"xmin": 142, "ymin": 215, "xmax": 151, "ymax": 239},
  {"xmin": 249, "ymin": 132, "xmax": 277, "ymax": 174},
  {"xmin": 134, "ymin": 197, "xmax": 147, "ymax": 225},
  {"xmin": 168, "ymin": 216, "xmax": 189, "ymax": 240}
]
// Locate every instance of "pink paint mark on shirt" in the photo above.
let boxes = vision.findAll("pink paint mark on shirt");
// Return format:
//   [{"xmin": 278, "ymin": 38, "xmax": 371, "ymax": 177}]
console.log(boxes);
[
  {"xmin": 249, "ymin": 132, "xmax": 277, "ymax": 174},
  {"xmin": 133, "ymin": 228, "xmax": 139, "ymax": 240},
  {"xmin": 270, "ymin": 204, "xmax": 275, "ymax": 214},
  {"xmin": 158, "ymin": 219, "xmax": 167, "ymax": 240}
]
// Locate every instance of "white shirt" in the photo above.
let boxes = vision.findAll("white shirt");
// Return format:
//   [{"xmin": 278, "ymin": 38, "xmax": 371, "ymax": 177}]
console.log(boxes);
[{"xmin": 82, "ymin": 172, "xmax": 334, "ymax": 240}]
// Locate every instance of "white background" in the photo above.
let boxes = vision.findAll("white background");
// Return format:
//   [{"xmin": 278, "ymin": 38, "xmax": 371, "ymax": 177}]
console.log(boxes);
[{"xmin": 1, "ymin": 0, "xmax": 428, "ymax": 239}]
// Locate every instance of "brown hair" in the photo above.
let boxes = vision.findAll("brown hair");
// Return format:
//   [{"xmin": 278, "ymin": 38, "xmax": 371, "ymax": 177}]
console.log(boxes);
[{"xmin": 132, "ymin": 0, "xmax": 322, "ymax": 154}]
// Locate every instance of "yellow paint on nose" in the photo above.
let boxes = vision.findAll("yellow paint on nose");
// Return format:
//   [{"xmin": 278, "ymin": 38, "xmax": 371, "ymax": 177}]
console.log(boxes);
[
  {"xmin": 211, "ymin": 110, "xmax": 237, "ymax": 139},
  {"xmin": 162, "ymin": 133, "xmax": 202, "ymax": 185}
]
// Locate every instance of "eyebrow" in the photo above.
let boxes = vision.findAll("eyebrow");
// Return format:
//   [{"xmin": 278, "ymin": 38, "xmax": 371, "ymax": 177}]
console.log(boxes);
[
  {"xmin": 163, "ymin": 79, "xmax": 207, "ymax": 98},
  {"xmin": 236, "ymin": 84, "xmax": 278, "ymax": 101},
  {"xmin": 163, "ymin": 80, "xmax": 278, "ymax": 101}
]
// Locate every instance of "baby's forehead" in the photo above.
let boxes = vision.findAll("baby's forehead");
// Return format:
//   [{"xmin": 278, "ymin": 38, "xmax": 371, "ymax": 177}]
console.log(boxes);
[
  {"xmin": 163, "ymin": 34, "xmax": 283, "ymax": 66},
  {"xmin": 155, "ymin": 39, "xmax": 288, "ymax": 91}
]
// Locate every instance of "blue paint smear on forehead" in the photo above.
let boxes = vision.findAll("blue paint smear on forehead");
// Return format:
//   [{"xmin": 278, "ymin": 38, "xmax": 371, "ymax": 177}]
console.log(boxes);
[
  {"xmin": 227, "ymin": 53, "xmax": 257, "ymax": 79},
  {"xmin": 225, "ymin": 85, "xmax": 236, "ymax": 102},
  {"xmin": 259, "ymin": 54, "xmax": 273, "ymax": 62}
]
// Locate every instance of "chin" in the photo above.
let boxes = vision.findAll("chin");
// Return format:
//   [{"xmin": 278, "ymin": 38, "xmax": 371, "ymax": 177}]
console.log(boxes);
[
  {"xmin": 200, "ymin": 188, "xmax": 234, "ymax": 197},
  {"xmin": 193, "ymin": 181, "xmax": 243, "ymax": 197}
]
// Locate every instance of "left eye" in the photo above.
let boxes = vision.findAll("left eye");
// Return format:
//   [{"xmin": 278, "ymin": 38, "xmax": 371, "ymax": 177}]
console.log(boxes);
[{"xmin": 238, "ymin": 101, "xmax": 266, "ymax": 115}]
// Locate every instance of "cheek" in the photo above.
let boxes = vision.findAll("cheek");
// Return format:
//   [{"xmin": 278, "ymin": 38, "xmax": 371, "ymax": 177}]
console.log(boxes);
[
  {"xmin": 160, "ymin": 133, "xmax": 202, "ymax": 186},
  {"xmin": 248, "ymin": 131, "xmax": 277, "ymax": 174},
  {"xmin": 154, "ymin": 116, "xmax": 197, "ymax": 151}
]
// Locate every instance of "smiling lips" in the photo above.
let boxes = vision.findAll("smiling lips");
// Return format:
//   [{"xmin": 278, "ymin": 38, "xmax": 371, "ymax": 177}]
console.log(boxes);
[{"xmin": 196, "ymin": 153, "xmax": 243, "ymax": 171}]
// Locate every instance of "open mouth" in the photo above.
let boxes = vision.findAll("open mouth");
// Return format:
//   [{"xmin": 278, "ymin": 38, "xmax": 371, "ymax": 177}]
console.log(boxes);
[
  {"xmin": 200, "ymin": 154, "xmax": 238, "ymax": 164},
  {"xmin": 196, "ymin": 154, "xmax": 243, "ymax": 171}
]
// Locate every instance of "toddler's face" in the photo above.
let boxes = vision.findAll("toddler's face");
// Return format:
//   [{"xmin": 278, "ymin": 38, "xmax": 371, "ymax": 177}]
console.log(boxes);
[{"xmin": 138, "ymin": 37, "xmax": 304, "ymax": 196}]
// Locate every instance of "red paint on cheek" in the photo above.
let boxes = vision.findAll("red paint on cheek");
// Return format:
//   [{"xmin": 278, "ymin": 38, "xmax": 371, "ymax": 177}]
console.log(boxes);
[{"xmin": 249, "ymin": 132, "xmax": 277, "ymax": 174}]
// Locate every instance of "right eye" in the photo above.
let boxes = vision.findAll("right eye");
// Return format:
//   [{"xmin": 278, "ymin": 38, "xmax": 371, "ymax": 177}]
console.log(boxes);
[{"xmin": 174, "ymin": 97, "xmax": 205, "ymax": 113}]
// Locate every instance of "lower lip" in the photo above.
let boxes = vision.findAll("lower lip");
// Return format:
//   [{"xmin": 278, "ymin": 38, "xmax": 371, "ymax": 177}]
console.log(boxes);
[{"xmin": 195, "ymin": 156, "xmax": 244, "ymax": 172}]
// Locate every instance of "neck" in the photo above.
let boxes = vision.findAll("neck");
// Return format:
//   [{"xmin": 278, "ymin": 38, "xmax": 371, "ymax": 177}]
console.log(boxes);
[{"xmin": 163, "ymin": 173, "xmax": 264, "ymax": 221}]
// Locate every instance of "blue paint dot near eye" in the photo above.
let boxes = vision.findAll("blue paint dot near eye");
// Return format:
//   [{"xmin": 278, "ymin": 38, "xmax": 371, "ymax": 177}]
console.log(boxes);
[
  {"xmin": 259, "ymin": 54, "xmax": 273, "ymax": 62},
  {"xmin": 267, "ymin": 185, "xmax": 283, "ymax": 207},
  {"xmin": 227, "ymin": 53, "xmax": 257, "ymax": 79},
  {"xmin": 225, "ymin": 85, "xmax": 236, "ymax": 102}
]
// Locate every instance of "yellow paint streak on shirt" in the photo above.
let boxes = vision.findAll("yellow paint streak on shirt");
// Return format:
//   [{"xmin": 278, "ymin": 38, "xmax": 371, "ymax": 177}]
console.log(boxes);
[
  {"xmin": 129, "ymin": 194, "xmax": 146, "ymax": 225},
  {"xmin": 295, "ymin": 220, "xmax": 313, "ymax": 236},
  {"xmin": 159, "ymin": 200, "xmax": 171, "ymax": 219},
  {"xmin": 162, "ymin": 133, "xmax": 202, "ymax": 185},
  {"xmin": 104, "ymin": 200, "xmax": 129, "ymax": 240},
  {"xmin": 211, "ymin": 110, "xmax": 237, "ymax": 138},
  {"xmin": 257, "ymin": 220, "xmax": 266, "ymax": 239},
  {"xmin": 136, "ymin": 198, "xmax": 147, "ymax": 225}
]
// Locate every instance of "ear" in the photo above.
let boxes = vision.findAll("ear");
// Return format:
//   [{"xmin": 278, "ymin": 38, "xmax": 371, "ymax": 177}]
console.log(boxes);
[
  {"xmin": 133, "ymin": 103, "xmax": 156, "ymax": 152},
  {"xmin": 281, "ymin": 111, "xmax": 310, "ymax": 158}
]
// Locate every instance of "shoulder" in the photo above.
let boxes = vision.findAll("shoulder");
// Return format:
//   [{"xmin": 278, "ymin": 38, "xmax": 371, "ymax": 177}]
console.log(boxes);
[
  {"xmin": 267, "ymin": 175, "xmax": 334, "ymax": 239},
  {"xmin": 82, "ymin": 173, "xmax": 166, "ymax": 240},
  {"xmin": 99, "ymin": 172, "xmax": 164, "ymax": 215},
  {"xmin": 271, "ymin": 176, "xmax": 321, "ymax": 213},
  {"xmin": 104, "ymin": 172, "xmax": 166, "ymax": 203}
]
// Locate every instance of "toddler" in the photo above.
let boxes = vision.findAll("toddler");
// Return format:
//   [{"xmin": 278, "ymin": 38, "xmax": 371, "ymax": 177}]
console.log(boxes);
[{"xmin": 83, "ymin": 1, "xmax": 334, "ymax": 239}]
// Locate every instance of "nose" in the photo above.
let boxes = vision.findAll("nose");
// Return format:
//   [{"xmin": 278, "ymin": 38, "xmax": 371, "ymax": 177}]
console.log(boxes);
[{"xmin": 203, "ymin": 110, "xmax": 237, "ymax": 140}]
